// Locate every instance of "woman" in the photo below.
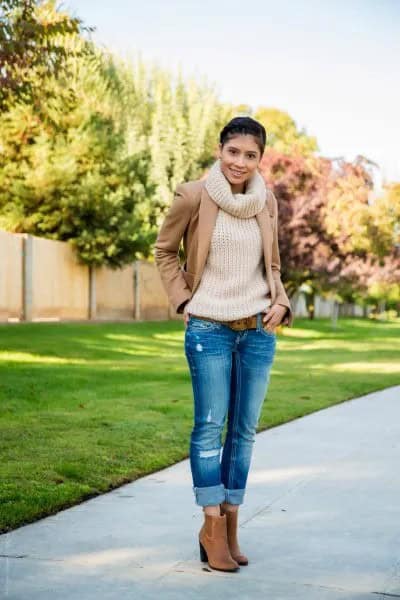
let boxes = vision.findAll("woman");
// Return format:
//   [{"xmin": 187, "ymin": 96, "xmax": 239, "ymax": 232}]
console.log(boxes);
[{"xmin": 154, "ymin": 116, "xmax": 293, "ymax": 573}]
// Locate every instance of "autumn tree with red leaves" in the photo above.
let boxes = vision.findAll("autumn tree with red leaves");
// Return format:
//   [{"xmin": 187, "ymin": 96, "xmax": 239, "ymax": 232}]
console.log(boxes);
[{"xmin": 260, "ymin": 148, "xmax": 400, "ymax": 314}]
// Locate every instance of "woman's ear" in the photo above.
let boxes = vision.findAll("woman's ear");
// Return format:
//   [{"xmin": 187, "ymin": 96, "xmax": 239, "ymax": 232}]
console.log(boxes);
[{"xmin": 217, "ymin": 142, "xmax": 222, "ymax": 158}]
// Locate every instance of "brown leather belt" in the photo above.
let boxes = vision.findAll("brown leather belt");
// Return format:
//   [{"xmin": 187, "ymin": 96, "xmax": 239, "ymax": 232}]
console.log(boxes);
[{"xmin": 190, "ymin": 313, "xmax": 260, "ymax": 331}]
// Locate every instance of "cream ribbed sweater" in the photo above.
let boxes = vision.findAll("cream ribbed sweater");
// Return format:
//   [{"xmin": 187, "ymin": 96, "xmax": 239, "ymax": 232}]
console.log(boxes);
[{"xmin": 184, "ymin": 160, "xmax": 271, "ymax": 321}]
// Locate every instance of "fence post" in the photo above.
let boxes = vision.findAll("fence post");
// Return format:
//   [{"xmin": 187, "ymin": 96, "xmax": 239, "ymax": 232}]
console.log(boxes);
[
  {"xmin": 22, "ymin": 234, "xmax": 33, "ymax": 322},
  {"xmin": 331, "ymin": 300, "xmax": 339, "ymax": 329},
  {"xmin": 134, "ymin": 260, "xmax": 141, "ymax": 320},
  {"xmin": 88, "ymin": 265, "xmax": 96, "ymax": 320}
]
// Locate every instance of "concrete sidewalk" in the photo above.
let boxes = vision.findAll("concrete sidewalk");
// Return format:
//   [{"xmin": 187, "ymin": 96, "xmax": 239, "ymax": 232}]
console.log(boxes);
[{"xmin": 1, "ymin": 386, "xmax": 399, "ymax": 600}]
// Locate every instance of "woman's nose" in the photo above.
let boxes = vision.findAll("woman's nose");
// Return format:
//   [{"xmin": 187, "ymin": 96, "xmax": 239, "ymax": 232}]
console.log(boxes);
[{"xmin": 234, "ymin": 155, "xmax": 246, "ymax": 167}]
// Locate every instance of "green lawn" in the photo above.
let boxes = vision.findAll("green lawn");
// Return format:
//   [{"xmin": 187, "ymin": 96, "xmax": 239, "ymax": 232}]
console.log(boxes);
[{"xmin": 0, "ymin": 317, "xmax": 399, "ymax": 533}]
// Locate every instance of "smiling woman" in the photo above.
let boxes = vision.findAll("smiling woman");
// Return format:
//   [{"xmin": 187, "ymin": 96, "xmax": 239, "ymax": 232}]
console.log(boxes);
[
  {"xmin": 154, "ymin": 116, "xmax": 292, "ymax": 573},
  {"xmin": 218, "ymin": 122, "xmax": 265, "ymax": 193}
]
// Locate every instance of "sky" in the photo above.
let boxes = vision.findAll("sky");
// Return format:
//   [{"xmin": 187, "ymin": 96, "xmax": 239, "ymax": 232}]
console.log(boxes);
[{"xmin": 66, "ymin": 0, "xmax": 400, "ymax": 186}]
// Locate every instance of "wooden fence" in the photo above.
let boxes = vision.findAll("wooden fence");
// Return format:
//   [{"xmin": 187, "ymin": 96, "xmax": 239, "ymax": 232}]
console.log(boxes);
[{"xmin": 0, "ymin": 230, "xmax": 365, "ymax": 323}]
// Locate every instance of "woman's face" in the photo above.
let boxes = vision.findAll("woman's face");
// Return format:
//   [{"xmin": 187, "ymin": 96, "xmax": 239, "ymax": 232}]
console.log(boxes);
[{"xmin": 218, "ymin": 134, "xmax": 262, "ymax": 192}]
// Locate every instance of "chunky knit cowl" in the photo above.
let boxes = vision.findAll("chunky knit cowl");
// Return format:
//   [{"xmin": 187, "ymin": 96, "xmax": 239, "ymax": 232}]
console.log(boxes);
[{"xmin": 205, "ymin": 159, "xmax": 266, "ymax": 218}]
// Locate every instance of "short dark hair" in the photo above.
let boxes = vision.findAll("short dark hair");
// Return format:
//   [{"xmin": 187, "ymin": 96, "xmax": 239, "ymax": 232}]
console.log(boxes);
[{"xmin": 219, "ymin": 116, "xmax": 267, "ymax": 155}]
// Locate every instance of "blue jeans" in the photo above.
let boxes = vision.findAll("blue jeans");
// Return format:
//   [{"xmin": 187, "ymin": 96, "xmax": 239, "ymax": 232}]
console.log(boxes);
[{"xmin": 184, "ymin": 312, "xmax": 276, "ymax": 507}]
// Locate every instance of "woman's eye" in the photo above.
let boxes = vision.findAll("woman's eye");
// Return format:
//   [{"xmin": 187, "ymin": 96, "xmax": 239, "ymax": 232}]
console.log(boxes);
[{"xmin": 228, "ymin": 149, "xmax": 256, "ymax": 159}]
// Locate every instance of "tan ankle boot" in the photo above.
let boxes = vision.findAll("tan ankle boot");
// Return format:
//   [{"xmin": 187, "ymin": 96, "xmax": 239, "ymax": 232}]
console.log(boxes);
[
  {"xmin": 220, "ymin": 506, "xmax": 249, "ymax": 566},
  {"xmin": 199, "ymin": 513, "xmax": 240, "ymax": 572}
]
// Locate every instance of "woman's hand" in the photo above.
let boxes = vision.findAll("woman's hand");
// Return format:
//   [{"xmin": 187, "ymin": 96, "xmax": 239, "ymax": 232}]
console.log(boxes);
[
  {"xmin": 183, "ymin": 309, "xmax": 190, "ymax": 327},
  {"xmin": 262, "ymin": 304, "xmax": 287, "ymax": 332}
]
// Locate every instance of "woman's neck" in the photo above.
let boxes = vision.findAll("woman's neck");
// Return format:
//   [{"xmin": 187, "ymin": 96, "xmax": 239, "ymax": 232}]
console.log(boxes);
[{"xmin": 230, "ymin": 182, "xmax": 246, "ymax": 194}]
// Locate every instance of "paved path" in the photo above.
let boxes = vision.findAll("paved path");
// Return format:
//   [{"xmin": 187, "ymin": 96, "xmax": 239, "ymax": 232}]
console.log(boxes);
[{"xmin": 1, "ymin": 385, "xmax": 399, "ymax": 599}]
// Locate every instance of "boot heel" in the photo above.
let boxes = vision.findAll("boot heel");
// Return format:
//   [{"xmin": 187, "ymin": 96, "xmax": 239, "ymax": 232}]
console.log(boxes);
[{"xmin": 199, "ymin": 541, "xmax": 208, "ymax": 562}]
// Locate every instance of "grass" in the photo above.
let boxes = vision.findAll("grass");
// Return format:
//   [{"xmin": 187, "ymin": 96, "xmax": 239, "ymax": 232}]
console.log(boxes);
[{"xmin": 0, "ymin": 317, "xmax": 399, "ymax": 533}]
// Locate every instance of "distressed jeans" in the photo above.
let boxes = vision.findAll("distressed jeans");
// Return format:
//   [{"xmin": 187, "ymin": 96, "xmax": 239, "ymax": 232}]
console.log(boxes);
[{"xmin": 184, "ymin": 312, "xmax": 276, "ymax": 507}]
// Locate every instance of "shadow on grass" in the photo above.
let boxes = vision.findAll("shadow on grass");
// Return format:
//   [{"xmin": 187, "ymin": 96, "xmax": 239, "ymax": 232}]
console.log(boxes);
[{"xmin": 1, "ymin": 318, "xmax": 399, "ymax": 361}]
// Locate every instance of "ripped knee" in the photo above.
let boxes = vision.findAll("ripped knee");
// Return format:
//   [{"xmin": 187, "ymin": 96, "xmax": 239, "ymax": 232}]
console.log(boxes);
[{"xmin": 199, "ymin": 448, "xmax": 221, "ymax": 458}]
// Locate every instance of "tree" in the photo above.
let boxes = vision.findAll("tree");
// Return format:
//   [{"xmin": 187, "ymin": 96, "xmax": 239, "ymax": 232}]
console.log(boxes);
[
  {"xmin": 323, "ymin": 157, "xmax": 375, "ymax": 256},
  {"xmin": 0, "ymin": 31, "xmax": 155, "ymax": 267},
  {"xmin": 259, "ymin": 148, "xmax": 333, "ymax": 300},
  {"xmin": 0, "ymin": 3, "xmax": 228, "ymax": 267},
  {"xmin": 0, "ymin": 0, "xmax": 90, "ymax": 109},
  {"xmin": 259, "ymin": 149, "xmax": 400, "ymax": 314},
  {"xmin": 337, "ymin": 181, "xmax": 400, "ymax": 310},
  {"xmin": 109, "ymin": 56, "xmax": 228, "ymax": 233},
  {"xmin": 254, "ymin": 107, "xmax": 318, "ymax": 156}
]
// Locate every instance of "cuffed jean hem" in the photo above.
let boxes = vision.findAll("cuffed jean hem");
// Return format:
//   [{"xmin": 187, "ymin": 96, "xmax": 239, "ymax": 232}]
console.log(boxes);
[
  {"xmin": 193, "ymin": 483, "xmax": 225, "ymax": 507},
  {"xmin": 225, "ymin": 488, "xmax": 246, "ymax": 505}
]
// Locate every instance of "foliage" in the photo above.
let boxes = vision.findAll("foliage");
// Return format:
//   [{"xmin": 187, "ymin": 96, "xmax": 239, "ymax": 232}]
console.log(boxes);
[
  {"xmin": 254, "ymin": 107, "xmax": 318, "ymax": 155},
  {"xmin": 126, "ymin": 61, "xmax": 226, "ymax": 216},
  {"xmin": 0, "ymin": 3, "xmax": 224, "ymax": 266},
  {"xmin": 0, "ymin": 1, "xmax": 398, "ymax": 303},
  {"xmin": 0, "ymin": 37, "xmax": 155, "ymax": 267},
  {"xmin": 325, "ymin": 164, "xmax": 400, "ymax": 305},
  {"xmin": 260, "ymin": 149, "xmax": 333, "ymax": 296},
  {"xmin": 0, "ymin": 0, "xmax": 90, "ymax": 109},
  {"xmin": 261, "ymin": 149, "xmax": 400, "ymax": 311}
]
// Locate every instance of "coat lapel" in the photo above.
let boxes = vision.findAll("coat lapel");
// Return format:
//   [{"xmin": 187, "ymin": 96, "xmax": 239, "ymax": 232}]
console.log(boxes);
[
  {"xmin": 256, "ymin": 206, "xmax": 276, "ymax": 299},
  {"xmin": 256, "ymin": 206, "xmax": 273, "ymax": 273},
  {"xmin": 192, "ymin": 187, "xmax": 218, "ymax": 294}
]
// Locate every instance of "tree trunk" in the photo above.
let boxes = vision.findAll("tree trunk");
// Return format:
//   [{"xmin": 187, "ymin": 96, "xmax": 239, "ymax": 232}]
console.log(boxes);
[{"xmin": 304, "ymin": 292, "xmax": 315, "ymax": 320}]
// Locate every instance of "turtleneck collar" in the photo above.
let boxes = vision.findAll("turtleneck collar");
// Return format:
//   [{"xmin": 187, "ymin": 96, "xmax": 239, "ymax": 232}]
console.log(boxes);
[{"xmin": 205, "ymin": 159, "xmax": 266, "ymax": 218}]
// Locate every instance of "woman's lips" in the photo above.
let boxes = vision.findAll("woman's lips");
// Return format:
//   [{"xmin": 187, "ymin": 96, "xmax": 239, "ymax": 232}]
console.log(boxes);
[{"xmin": 229, "ymin": 168, "xmax": 246, "ymax": 178}]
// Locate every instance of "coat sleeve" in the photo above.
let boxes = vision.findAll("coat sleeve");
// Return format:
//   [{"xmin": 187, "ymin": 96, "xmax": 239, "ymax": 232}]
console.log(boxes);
[
  {"xmin": 154, "ymin": 184, "xmax": 193, "ymax": 314},
  {"xmin": 270, "ymin": 191, "xmax": 294, "ymax": 327}
]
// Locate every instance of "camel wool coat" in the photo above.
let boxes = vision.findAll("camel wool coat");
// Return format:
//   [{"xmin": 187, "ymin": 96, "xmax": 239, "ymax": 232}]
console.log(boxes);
[{"xmin": 154, "ymin": 179, "xmax": 294, "ymax": 327}]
